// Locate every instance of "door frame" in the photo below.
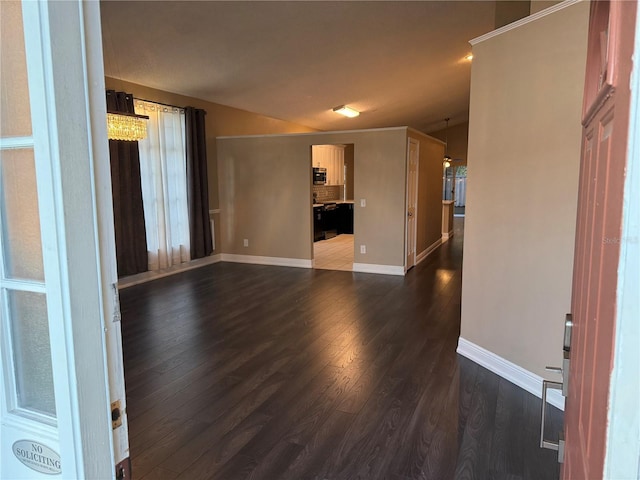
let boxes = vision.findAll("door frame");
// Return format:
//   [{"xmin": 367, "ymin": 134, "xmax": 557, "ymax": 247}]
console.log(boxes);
[
  {"xmin": 405, "ymin": 137, "xmax": 419, "ymax": 271},
  {"xmin": 603, "ymin": 6, "xmax": 640, "ymax": 474}
]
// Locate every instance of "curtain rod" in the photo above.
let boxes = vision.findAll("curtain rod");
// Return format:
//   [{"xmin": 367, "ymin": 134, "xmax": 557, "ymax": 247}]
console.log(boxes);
[
  {"xmin": 133, "ymin": 96, "xmax": 207, "ymax": 115},
  {"xmin": 134, "ymin": 97, "xmax": 184, "ymax": 110}
]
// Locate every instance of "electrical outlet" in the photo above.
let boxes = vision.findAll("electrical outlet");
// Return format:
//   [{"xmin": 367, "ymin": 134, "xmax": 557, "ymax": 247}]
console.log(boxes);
[
  {"xmin": 243, "ymin": 239, "xmax": 249, "ymax": 247},
  {"xmin": 360, "ymin": 245, "xmax": 366, "ymax": 254},
  {"xmin": 360, "ymin": 198, "xmax": 366, "ymax": 207}
]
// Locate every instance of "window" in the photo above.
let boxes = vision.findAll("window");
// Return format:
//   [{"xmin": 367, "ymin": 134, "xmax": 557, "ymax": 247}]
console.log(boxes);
[{"xmin": 134, "ymin": 100, "xmax": 190, "ymax": 270}]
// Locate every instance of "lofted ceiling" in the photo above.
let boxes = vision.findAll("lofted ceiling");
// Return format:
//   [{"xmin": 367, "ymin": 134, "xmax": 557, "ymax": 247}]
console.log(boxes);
[{"xmin": 100, "ymin": 1, "xmax": 498, "ymax": 133}]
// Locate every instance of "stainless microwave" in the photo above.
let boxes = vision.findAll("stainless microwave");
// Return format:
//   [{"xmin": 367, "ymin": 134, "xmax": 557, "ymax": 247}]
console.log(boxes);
[{"xmin": 313, "ymin": 167, "xmax": 327, "ymax": 185}]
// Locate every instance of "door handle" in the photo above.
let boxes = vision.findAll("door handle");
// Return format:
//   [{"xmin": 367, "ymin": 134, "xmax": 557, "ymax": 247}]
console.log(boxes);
[
  {"xmin": 539, "ymin": 314, "xmax": 573, "ymax": 463},
  {"xmin": 563, "ymin": 313, "xmax": 572, "ymax": 352},
  {"xmin": 540, "ymin": 380, "xmax": 565, "ymax": 463},
  {"xmin": 545, "ymin": 349, "xmax": 571, "ymax": 397}
]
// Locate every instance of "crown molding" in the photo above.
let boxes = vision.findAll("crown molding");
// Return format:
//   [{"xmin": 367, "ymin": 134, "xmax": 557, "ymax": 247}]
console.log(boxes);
[{"xmin": 470, "ymin": 0, "xmax": 583, "ymax": 46}]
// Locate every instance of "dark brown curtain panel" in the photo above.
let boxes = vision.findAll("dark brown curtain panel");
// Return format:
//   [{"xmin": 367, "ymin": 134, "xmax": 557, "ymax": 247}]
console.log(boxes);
[
  {"xmin": 106, "ymin": 90, "xmax": 148, "ymax": 277},
  {"xmin": 185, "ymin": 107, "xmax": 213, "ymax": 259}
]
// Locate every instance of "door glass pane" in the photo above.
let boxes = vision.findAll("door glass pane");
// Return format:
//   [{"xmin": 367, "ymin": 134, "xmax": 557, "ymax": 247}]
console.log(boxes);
[
  {"xmin": 1, "ymin": 148, "xmax": 44, "ymax": 281},
  {"xmin": 7, "ymin": 290, "xmax": 56, "ymax": 417},
  {"xmin": 0, "ymin": 0, "xmax": 32, "ymax": 137}
]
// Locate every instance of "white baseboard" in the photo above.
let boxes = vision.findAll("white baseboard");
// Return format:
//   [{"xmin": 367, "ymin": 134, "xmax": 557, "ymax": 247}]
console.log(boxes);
[
  {"xmin": 118, "ymin": 254, "xmax": 222, "ymax": 289},
  {"xmin": 416, "ymin": 238, "xmax": 442, "ymax": 265},
  {"xmin": 221, "ymin": 253, "xmax": 312, "ymax": 269},
  {"xmin": 442, "ymin": 230, "xmax": 454, "ymax": 241},
  {"xmin": 457, "ymin": 337, "xmax": 565, "ymax": 411},
  {"xmin": 352, "ymin": 263, "xmax": 405, "ymax": 276}
]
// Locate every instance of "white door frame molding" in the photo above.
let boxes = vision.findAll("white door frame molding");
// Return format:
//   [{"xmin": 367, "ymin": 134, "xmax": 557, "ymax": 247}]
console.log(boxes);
[
  {"xmin": 405, "ymin": 137, "xmax": 419, "ymax": 271},
  {"xmin": 604, "ymin": 6, "xmax": 640, "ymax": 475}
]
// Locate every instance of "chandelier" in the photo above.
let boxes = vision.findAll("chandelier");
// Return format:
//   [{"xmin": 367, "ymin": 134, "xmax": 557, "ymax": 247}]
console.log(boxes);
[{"xmin": 107, "ymin": 111, "xmax": 149, "ymax": 142}]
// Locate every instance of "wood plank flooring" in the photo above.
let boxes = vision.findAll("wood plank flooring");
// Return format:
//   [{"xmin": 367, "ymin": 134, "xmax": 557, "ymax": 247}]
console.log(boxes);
[{"xmin": 119, "ymin": 219, "xmax": 564, "ymax": 479}]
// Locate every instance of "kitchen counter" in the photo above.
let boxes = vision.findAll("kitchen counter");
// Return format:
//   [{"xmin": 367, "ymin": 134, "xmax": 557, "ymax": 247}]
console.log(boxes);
[{"xmin": 314, "ymin": 200, "xmax": 354, "ymax": 207}]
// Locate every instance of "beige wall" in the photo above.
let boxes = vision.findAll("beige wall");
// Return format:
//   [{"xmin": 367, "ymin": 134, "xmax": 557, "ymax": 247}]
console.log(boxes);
[
  {"xmin": 345, "ymin": 143, "xmax": 355, "ymax": 200},
  {"xmin": 530, "ymin": 1, "xmax": 562, "ymax": 15},
  {"xmin": 217, "ymin": 128, "xmax": 411, "ymax": 266},
  {"xmin": 429, "ymin": 121, "xmax": 469, "ymax": 165},
  {"xmin": 104, "ymin": 77, "xmax": 316, "ymax": 253},
  {"xmin": 462, "ymin": 1, "xmax": 589, "ymax": 378},
  {"xmin": 407, "ymin": 129, "xmax": 445, "ymax": 255},
  {"xmin": 217, "ymin": 128, "xmax": 443, "ymax": 268}
]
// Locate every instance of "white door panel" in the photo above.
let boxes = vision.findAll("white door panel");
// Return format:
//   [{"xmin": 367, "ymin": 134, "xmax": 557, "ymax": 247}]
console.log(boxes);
[{"xmin": 1, "ymin": 1, "xmax": 125, "ymax": 478}]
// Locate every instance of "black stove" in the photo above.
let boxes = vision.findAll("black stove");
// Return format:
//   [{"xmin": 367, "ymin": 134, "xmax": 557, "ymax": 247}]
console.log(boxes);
[{"xmin": 321, "ymin": 202, "xmax": 338, "ymax": 239}]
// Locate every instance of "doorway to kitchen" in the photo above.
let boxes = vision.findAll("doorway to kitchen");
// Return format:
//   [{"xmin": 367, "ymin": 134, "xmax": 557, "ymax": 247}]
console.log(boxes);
[{"xmin": 312, "ymin": 144, "xmax": 355, "ymax": 271}]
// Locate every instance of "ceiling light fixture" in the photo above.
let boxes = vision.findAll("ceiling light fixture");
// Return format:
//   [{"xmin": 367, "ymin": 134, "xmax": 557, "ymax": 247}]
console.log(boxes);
[
  {"xmin": 104, "ymin": 13, "xmax": 149, "ymax": 142},
  {"xmin": 443, "ymin": 117, "xmax": 452, "ymax": 168},
  {"xmin": 107, "ymin": 111, "xmax": 149, "ymax": 141},
  {"xmin": 333, "ymin": 105, "xmax": 360, "ymax": 118}
]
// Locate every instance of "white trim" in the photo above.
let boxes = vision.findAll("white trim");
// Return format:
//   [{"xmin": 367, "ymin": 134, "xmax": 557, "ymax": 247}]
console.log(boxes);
[
  {"xmin": 405, "ymin": 137, "xmax": 420, "ymax": 270},
  {"xmin": 84, "ymin": 0, "xmax": 131, "ymax": 467},
  {"xmin": 352, "ymin": 263, "xmax": 405, "ymax": 276},
  {"xmin": 217, "ymin": 126, "xmax": 407, "ymax": 140},
  {"xmin": 416, "ymin": 238, "xmax": 442, "ymax": 265},
  {"xmin": 470, "ymin": 0, "xmax": 583, "ymax": 45},
  {"xmin": 406, "ymin": 127, "xmax": 446, "ymax": 146},
  {"xmin": 0, "ymin": 278, "xmax": 47, "ymax": 294},
  {"xmin": 457, "ymin": 337, "xmax": 565, "ymax": 411},
  {"xmin": 442, "ymin": 230, "xmax": 454, "ymax": 241},
  {"xmin": 221, "ymin": 254, "xmax": 312, "ymax": 269},
  {"xmin": 118, "ymin": 255, "xmax": 222, "ymax": 289},
  {"xmin": 0, "ymin": 136, "xmax": 34, "ymax": 149},
  {"xmin": 209, "ymin": 209, "xmax": 221, "ymax": 215}
]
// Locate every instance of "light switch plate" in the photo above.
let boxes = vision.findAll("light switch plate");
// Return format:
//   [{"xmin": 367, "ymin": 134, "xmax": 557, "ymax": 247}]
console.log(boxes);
[{"xmin": 360, "ymin": 199, "xmax": 366, "ymax": 207}]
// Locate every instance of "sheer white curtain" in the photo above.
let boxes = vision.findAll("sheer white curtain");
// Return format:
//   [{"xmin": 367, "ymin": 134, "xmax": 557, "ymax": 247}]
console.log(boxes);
[{"xmin": 135, "ymin": 100, "xmax": 190, "ymax": 270}]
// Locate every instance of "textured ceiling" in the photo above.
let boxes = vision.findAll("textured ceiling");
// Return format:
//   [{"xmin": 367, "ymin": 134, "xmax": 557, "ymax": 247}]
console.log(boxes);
[{"xmin": 101, "ymin": 1, "xmax": 497, "ymax": 133}]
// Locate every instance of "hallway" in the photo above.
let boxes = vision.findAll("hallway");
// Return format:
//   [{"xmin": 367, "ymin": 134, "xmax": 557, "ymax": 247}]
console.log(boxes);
[{"xmin": 119, "ymin": 218, "xmax": 563, "ymax": 479}]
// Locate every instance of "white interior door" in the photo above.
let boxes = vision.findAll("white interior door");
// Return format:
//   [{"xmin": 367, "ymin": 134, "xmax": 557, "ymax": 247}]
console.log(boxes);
[
  {"xmin": 1, "ymin": 2, "xmax": 124, "ymax": 478},
  {"xmin": 405, "ymin": 138, "xmax": 419, "ymax": 270}
]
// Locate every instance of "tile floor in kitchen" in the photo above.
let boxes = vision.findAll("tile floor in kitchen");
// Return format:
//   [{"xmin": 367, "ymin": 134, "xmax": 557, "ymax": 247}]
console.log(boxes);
[{"xmin": 313, "ymin": 234, "xmax": 354, "ymax": 271}]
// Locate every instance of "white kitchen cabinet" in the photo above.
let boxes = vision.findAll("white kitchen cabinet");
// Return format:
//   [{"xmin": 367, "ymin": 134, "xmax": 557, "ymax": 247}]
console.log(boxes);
[{"xmin": 312, "ymin": 145, "xmax": 344, "ymax": 186}]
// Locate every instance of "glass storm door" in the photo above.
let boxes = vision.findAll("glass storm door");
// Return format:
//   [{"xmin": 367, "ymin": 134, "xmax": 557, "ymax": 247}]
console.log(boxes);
[{"xmin": 1, "ymin": 1, "xmax": 124, "ymax": 478}]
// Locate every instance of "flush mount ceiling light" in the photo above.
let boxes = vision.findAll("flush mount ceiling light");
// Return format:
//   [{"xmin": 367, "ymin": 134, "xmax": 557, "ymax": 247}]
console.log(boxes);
[
  {"xmin": 107, "ymin": 111, "xmax": 149, "ymax": 141},
  {"xmin": 332, "ymin": 105, "xmax": 360, "ymax": 118}
]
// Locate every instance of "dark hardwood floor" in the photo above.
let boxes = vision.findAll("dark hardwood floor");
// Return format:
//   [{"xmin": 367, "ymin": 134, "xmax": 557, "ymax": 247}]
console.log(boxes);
[{"xmin": 119, "ymin": 218, "xmax": 563, "ymax": 480}]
